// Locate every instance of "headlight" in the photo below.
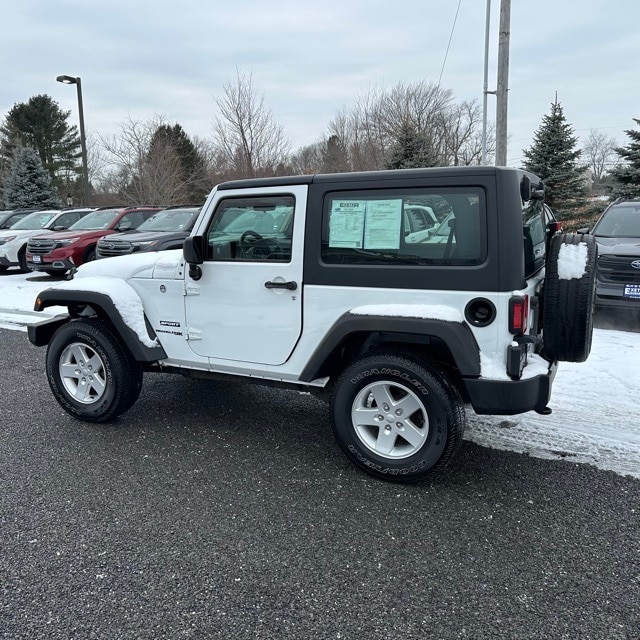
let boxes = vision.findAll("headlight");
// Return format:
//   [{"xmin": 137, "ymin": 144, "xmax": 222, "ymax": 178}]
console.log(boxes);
[
  {"xmin": 0, "ymin": 235, "xmax": 16, "ymax": 245},
  {"xmin": 54, "ymin": 237, "xmax": 79, "ymax": 247},
  {"xmin": 131, "ymin": 240, "xmax": 158, "ymax": 248}
]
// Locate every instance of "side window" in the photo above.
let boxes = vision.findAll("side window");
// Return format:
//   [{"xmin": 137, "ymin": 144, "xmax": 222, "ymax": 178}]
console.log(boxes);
[
  {"xmin": 322, "ymin": 189, "xmax": 485, "ymax": 265},
  {"xmin": 523, "ymin": 201, "xmax": 546, "ymax": 276},
  {"xmin": 54, "ymin": 213, "xmax": 75, "ymax": 228},
  {"xmin": 205, "ymin": 195, "xmax": 295, "ymax": 262},
  {"xmin": 119, "ymin": 211, "xmax": 147, "ymax": 230}
]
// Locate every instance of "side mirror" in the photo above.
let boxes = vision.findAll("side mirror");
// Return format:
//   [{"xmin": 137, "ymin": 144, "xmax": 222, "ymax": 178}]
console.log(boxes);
[
  {"xmin": 183, "ymin": 235, "xmax": 205, "ymax": 265},
  {"xmin": 576, "ymin": 227, "xmax": 589, "ymax": 235}
]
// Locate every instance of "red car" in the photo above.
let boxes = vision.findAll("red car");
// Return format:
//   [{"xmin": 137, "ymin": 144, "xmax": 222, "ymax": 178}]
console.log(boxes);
[{"xmin": 26, "ymin": 206, "xmax": 163, "ymax": 275}]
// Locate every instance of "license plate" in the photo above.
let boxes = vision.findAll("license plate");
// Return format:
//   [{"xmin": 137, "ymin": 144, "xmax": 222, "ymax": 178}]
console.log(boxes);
[
  {"xmin": 32, "ymin": 255, "xmax": 41, "ymax": 263},
  {"xmin": 624, "ymin": 284, "xmax": 640, "ymax": 298}
]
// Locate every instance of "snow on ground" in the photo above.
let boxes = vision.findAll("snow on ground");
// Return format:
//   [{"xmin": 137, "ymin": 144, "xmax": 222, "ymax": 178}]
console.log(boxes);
[{"xmin": 1, "ymin": 269, "xmax": 639, "ymax": 480}]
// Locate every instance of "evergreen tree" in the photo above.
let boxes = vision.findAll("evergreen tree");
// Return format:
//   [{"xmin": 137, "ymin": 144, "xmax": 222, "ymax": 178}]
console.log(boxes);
[
  {"xmin": 609, "ymin": 118, "xmax": 640, "ymax": 198},
  {"xmin": 522, "ymin": 98, "xmax": 588, "ymax": 220},
  {"xmin": 148, "ymin": 124, "xmax": 209, "ymax": 203},
  {"xmin": 386, "ymin": 123, "xmax": 438, "ymax": 170},
  {"xmin": 3, "ymin": 146, "xmax": 61, "ymax": 209},
  {"xmin": 321, "ymin": 135, "xmax": 350, "ymax": 173},
  {"xmin": 0, "ymin": 94, "xmax": 81, "ymax": 197}
]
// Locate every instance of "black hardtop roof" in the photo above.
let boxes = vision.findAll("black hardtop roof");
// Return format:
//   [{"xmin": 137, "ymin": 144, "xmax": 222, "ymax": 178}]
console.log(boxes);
[{"xmin": 216, "ymin": 166, "xmax": 534, "ymax": 191}]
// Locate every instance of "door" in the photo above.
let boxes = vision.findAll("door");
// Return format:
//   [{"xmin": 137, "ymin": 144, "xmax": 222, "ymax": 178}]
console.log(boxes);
[{"xmin": 184, "ymin": 186, "xmax": 305, "ymax": 366}]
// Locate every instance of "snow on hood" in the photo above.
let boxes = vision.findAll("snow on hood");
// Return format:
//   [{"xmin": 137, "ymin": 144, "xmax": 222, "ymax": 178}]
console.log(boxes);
[
  {"xmin": 558, "ymin": 242, "xmax": 588, "ymax": 280},
  {"xmin": 74, "ymin": 249, "xmax": 183, "ymax": 281},
  {"xmin": 41, "ymin": 276, "xmax": 158, "ymax": 347},
  {"xmin": 42, "ymin": 251, "xmax": 184, "ymax": 347},
  {"xmin": 349, "ymin": 304, "xmax": 464, "ymax": 322}
]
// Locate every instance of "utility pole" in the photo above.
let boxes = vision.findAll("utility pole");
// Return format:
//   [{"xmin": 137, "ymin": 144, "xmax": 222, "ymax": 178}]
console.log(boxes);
[
  {"xmin": 495, "ymin": 0, "xmax": 511, "ymax": 166},
  {"xmin": 481, "ymin": 0, "xmax": 493, "ymax": 165}
]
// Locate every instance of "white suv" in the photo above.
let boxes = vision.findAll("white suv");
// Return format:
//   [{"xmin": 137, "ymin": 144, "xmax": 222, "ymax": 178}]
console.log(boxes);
[{"xmin": 28, "ymin": 167, "xmax": 597, "ymax": 482}]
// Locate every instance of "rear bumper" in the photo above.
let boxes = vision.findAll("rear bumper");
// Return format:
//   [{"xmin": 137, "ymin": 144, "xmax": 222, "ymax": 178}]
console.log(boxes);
[{"xmin": 463, "ymin": 361, "xmax": 557, "ymax": 415}]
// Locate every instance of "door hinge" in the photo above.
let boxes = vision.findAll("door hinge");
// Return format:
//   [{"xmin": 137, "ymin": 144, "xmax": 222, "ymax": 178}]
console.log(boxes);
[
  {"xmin": 186, "ymin": 328, "xmax": 202, "ymax": 341},
  {"xmin": 184, "ymin": 283, "xmax": 200, "ymax": 296}
]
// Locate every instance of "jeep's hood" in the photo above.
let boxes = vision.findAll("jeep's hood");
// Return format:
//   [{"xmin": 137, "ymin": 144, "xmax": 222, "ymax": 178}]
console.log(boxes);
[
  {"xmin": 73, "ymin": 249, "xmax": 184, "ymax": 281},
  {"xmin": 595, "ymin": 237, "xmax": 640, "ymax": 256}
]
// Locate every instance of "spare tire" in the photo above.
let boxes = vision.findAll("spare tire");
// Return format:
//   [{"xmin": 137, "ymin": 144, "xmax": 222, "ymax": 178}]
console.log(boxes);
[{"xmin": 543, "ymin": 233, "xmax": 597, "ymax": 363}]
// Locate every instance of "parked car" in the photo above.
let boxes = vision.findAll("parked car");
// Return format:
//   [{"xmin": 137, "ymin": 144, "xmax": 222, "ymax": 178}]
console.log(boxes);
[
  {"xmin": 0, "ymin": 209, "xmax": 62, "ymax": 271},
  {"xmin": 28, "ymin": 167, "xmax": 597, "ymax": 482},
  {"xmin": 95, "ymin": 206, "xmax": 200, "ymax": 259},
  {"xmin": 0, "ymin": 209, "xmax": 40, "ymax": 230},
  {"xmin": 579, "ymin": 198, "xmax": 640, "ymax": 310},
  {"xmin": 0, "ymin": 208, "xmax": 96, "ymax": 273},
  {"xmin": 26, "ymin": 206, "xmax": 163, "ymax": 275}
]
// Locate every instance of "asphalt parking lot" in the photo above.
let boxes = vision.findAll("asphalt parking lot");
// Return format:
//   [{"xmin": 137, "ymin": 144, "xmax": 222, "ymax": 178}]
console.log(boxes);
[{"xmin": 1, "ymin": 329, "xmax": 639, "ymax": 639}]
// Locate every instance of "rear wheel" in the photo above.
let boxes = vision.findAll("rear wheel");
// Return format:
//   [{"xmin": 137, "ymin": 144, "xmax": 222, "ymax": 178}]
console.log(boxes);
[
  {"xmin": 330, "ymin": 353, "xmax": 465, "ymax": 482},
  {"xmin": 543, "ymin": 233, "xmax": 597, "ymax": 362},
  {"xmin": 46, "ymin": 318, "xmax": 143, "ymax": 422}
]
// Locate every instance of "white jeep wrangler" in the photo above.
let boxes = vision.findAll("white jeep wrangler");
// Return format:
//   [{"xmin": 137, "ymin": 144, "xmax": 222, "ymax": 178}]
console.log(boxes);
[{"xmin": 28, "ymin": 167, "xmax": 596, "ymax": 482}]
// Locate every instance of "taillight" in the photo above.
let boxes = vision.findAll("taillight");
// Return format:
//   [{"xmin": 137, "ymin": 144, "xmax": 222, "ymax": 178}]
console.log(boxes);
[{"xmin": 509, "ymin": 295, "xmax": 529, "ymax": 334}]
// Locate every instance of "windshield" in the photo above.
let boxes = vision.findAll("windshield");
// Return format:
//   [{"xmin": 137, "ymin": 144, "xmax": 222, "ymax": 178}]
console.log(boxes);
[
  {"xmin": 137, "ymin": 208, "xmax": 199, "ymax": 232},
  {"xmin": 69, "ymin": 209, "xmax": 120, "ymax": 230},
  {"xmin": 593, "ymin": 205, "xmax": 640, "ymax": 238},
  {"xmin": 10, "ymin": 210, "xmax": 60, "ymax": 230}
]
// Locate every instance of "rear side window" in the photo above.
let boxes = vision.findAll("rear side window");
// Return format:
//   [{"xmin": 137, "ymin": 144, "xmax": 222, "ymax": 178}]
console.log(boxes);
[
  {"xmin": 321, "ymin": 189, "xmax": 486, "ymax": 265},
  {"xmin": 522, "ymin": 200, "xmax": 547, "ymax": 277}
]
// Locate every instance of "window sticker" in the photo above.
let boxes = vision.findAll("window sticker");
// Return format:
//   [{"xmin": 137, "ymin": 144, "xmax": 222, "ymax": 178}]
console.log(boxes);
[
  {"xmin": 329, "ymin": 200, "xmax": 366, "ymax": 248},
  {"xmin": 363, "ymin": 199, "xmax": 402, "ymax": 250}
]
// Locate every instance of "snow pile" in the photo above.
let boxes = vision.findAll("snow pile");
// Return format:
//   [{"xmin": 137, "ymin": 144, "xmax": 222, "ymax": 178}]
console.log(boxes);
[{"xmin": 558, "ymin": 242, "xmax": 588, "ymax": 280}]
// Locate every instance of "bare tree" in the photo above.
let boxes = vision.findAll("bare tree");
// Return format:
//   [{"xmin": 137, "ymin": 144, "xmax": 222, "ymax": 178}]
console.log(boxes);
[
  {"xmin": 325, "ymin": 81, "xmax": 487, "ymax": 171},
  {"xmin": 583, "ymin": 128, "xmax": 618, "ymax": 182},
  {"xmin": 96, "ymin": 115, "xmax": 211, "ymax": 205},
  {"xmin": 211, "ymin": 70, "xmax": 291, "ymax": 179},
  {"xmin": 97, "ymin": 114, "xmax": 164, "ymax": 204}
]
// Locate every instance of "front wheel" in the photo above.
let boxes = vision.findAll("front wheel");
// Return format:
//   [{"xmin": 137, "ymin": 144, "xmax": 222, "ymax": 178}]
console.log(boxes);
[
  {"xmin": 330, "ymin": 353, "xmax": 466, "ymax": 482},
  {"xmin": 46, "ymin": 318, "xmax": 143, "ymax": 422}
]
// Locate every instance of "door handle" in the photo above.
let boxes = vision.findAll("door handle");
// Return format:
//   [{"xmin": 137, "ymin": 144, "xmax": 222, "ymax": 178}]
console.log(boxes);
[{"xmin": 264, "ymin": 280, "xmax": 297, "ymax": 290}]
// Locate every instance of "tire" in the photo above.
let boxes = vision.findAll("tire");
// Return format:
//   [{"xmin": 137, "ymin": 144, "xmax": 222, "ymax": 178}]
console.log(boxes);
[
  {"xmin": 543, "ymin": 233, "xmax": 597, "ymax": 363},
  {"xmin": 83, "ymin": 247, "xmax": 96, "ymax": 264},
  {"xmin": 330, "ymin": 353, "xmax": 466, "ymax": 482},
  {"xmin": 18, "ymin": 246, "xmax": 30, "ymax": 273},
  {"xmin": 46, "ymin": 318, "xmax": 143, "ymax": 422}
]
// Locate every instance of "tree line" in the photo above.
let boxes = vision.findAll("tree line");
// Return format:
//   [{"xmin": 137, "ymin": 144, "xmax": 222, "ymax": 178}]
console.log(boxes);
[{"xmin": 1, "ymin": 69, "xmax": 639, "ymax": 222}]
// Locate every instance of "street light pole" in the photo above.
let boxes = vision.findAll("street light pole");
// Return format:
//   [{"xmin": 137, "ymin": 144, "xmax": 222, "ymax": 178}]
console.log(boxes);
[{"xmin": 56, "ymin": 75, "xmax": 89, "ymax": 206}]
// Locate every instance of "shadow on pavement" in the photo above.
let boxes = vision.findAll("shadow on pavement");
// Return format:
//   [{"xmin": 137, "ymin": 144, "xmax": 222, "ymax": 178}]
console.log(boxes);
[{"xmin": 594, "ymin": 307, "xmax": 640, "ymax": 333}]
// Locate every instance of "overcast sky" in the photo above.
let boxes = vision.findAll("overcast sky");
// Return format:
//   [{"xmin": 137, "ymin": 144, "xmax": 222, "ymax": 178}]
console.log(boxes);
[{"xmin": 1, "ymin": 0, "xmax": 638, "ymax": 167}]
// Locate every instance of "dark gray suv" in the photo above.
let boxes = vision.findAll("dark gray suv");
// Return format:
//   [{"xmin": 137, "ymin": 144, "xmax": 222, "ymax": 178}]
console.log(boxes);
[{"xmin": 580, "ymin": 199, "xmax": 640, "ymax": 310}]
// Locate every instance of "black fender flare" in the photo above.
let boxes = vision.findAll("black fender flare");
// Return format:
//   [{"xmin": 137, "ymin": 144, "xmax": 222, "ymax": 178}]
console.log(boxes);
[
  {"xmin": 298, "ymin": 312, "xmax": 481, "ymax": 382},
  {"xmin": 29, "ymin": 289, "xmax": 167, "ymax": 362}
]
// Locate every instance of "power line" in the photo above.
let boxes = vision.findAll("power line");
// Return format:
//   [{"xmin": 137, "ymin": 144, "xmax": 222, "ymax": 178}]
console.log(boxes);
[{"xmin": 438, "ymin": 0, "xmax": 463, "ymax": 86}]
